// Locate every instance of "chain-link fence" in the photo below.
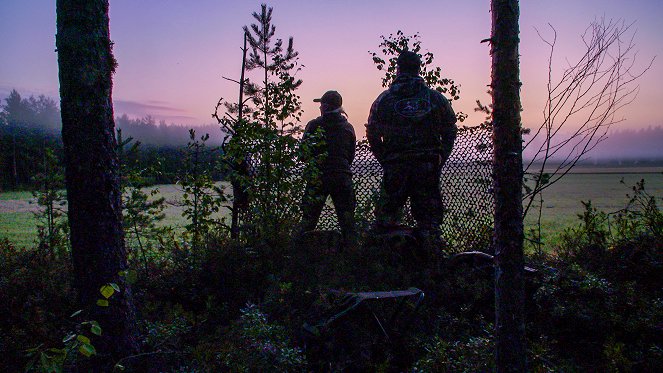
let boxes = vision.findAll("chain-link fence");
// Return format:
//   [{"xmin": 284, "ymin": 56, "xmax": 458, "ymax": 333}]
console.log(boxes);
[
  {"xmin": 319, "ymin": 126, "xmax": 493, "ymax": 250},
  {"xmin": 244, "ymin": 125, "xmax": 494, "ymax": 251}
]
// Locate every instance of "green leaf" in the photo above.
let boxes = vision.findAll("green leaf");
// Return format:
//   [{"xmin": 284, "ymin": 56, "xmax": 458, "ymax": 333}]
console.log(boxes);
[
  {"xmin": 118, "ymin": 270, "xmax": 137, "ymax": 283},
  {"xmin": 90, "ymin": 324, "xmax": 102, "ymax": 336},
  {"xmin": 125, "ymin": 270, "xmax": 138, "ymax": 284},
  {"xmin": 109, "ymin": 282, "xmax": 120, "ymax": 292},
  {"xmin": 76, "ymin": 334, "xmax": 90, "ymax": 344},
  {"xmin": 96, "ymin": 299, "xmax": 109, "ymax": 307},
  {"xmin": 70, "ymin": 310, "xmax": 82, "ymax": 318},
  {"xmin": 115, "ymin": 363, "xmax": 126, "ymax": 371},
  {"xmin": 100, "ymin": 284, "xmax": 115, "ymax": 299},
  {"xmin": 78, "ymin": 343, "xmax": 96, "ymax": 357},
  {"xmin": 39, "ymin": 353, "xmax": 49, "ymax": 370}
]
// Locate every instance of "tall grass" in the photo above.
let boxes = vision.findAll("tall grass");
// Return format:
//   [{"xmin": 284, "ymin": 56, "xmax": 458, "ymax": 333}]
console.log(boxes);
[{"xmin": 1, "ymin": 173, "xmax": 661, "ymax": 250}]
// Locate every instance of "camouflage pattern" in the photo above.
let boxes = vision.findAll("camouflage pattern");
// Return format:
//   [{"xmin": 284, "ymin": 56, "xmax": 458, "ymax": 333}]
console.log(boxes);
[
  {"xmin": 375, "ymin": 159, "xmax": 443, "ymax": 232},
  {"xmin": 366, "ymin": 73, "xmax": 457, "ymax": 164},
  {"xmin": 303, "ymin": 111, "xmax": 356, "ymax": 174},
  {"xmin": 300, "ymin": 171, "xmax": 356, "ymax": 240},
  {"xmin": 367, "ymin": 73, "xmax": 457, "ymax": 232},
  {"xmin": 299, "ymin": 111, "xmax": 357, "ymax": 241}
]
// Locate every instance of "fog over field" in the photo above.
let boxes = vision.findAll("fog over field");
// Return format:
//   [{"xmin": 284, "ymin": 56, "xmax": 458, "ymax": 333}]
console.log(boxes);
[{"xmin": 522, "ymin": 125, "xmax": 663, "ymax": 162}]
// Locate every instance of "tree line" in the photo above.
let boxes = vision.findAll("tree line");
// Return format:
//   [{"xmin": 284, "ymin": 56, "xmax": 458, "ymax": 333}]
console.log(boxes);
[
  {"xmin": 522, "ymin": 125, "xmax": 663, "ymax": 163},
  {"xmin": 0, "ymin": 89, "xmax": 226, "ymax": 191}
]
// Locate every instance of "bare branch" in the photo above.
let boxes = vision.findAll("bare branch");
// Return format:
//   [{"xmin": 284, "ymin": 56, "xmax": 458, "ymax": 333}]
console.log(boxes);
[
  {"xmin": 222, "ymin": 76, "xmax": 241, "ymax": 85},
  {"xmin": 523, "ymin": 18, "xmax": 653, "ymax": 217}
]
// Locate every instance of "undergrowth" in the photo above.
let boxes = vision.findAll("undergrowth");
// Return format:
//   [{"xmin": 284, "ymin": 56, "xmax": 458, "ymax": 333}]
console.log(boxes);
[{"xmin": 1, "ymin": 180, "xmax": 661, "ymax": 371}]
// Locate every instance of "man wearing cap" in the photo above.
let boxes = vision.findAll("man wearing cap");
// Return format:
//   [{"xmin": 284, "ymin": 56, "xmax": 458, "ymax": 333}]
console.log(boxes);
[
  {"xmin": 366, "ymin": 50, "xmax": 457, "ymax": 244},
  {"xmin": 298, "ymin": 90, "xmax": 357, "ymax": 246}
]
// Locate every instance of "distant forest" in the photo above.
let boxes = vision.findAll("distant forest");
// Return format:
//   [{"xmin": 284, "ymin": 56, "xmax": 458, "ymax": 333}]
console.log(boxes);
[
  {"xmin": 115, "ymin": 114, "xmax": 226, "ymax": 146},
  {"xmin": 0, "ymin": 90, "xmax": 226, "ymax": 190},
  {"xmin": 0, "ymin": 89, "xmax": 226, "ymax": 145},
  {"xmin": 590, "ymin": 126, "xmax": 663, "ymax": 160},
  {"xmin": 522, "ymin": 125, "xmax": 663, "ymax": 167}
]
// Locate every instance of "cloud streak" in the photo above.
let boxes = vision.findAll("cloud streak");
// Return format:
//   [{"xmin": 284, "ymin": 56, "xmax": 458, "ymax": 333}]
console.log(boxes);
[
  {"xmin": 113, "ymin": 99, "xmax": 186, "ymax": 114},
  {"xmin": 113, "ymin": 99, "xmax": 201, "ymax": 124}
]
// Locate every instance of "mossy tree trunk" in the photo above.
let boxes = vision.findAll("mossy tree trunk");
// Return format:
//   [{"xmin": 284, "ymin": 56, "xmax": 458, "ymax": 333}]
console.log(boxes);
[
  {"xmin": 56, "ymin": 0, "xmax": 139, "ymax": 367},
  {"xmin": 490, "ymin": 0, "xmax": 526, "ymax": 371}
]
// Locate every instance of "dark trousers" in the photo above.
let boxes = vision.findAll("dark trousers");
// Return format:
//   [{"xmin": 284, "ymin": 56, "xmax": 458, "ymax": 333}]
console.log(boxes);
[
  {"xmin": 376, "ymin": 159, "xmax": 444, "ymax": 232},
  {"xmin": 300, "ymin": 171, "xmax": 356, "ymax": 240}
]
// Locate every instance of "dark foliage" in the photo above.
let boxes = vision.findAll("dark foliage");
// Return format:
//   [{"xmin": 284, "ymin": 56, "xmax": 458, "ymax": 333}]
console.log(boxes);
[
  {"xmin": 0, "ymin": 124, "xmax": 63, "ymax": 191},
  {"xmin": 5, "ymin": 182, "xmax": 661, "ymax": 371},
  {"xmin": 0, "ymin": 125, "xmax": 225, "ymax": 191},
  {"xmin": 4, "ymin": 55, "xmax": 660, "ymax": 373},
  {"xmin": 4, "ymin": 2, "xmax": 661, "ymax": 370},
  {"xmin": 0, "ymin": 240, "xmax": 76, "ymax": 370},
  {"xmin": 529, "ymin": 183, "xmax": 663, "ymax": 371}
]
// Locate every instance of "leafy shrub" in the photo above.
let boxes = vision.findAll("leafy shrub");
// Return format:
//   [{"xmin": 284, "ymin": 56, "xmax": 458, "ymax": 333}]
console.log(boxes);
[
  {"xmin": 219, "ymin": 303, "xmax": 306, "ymax": 372},
  {"xmin": 0, "ymin": 239, "xmax": 76, "ymax": 371},
  {"xmin": 118, "ymin": 129, "xmax": 168, "ymax": 271},
  {"xmin": 413, "ymin": 334, "xmax": 494, "ymax": 372},
  {"xmin": 31, "ymin": 147, "xmax": 68, "ymax": 258},
  {"xmin": 178, "ymin": 129, "xmax": 225, "ymax": 252},
  {"xmin": 530, "ymin": 180, "xmax": 663, "ymax": 370}
]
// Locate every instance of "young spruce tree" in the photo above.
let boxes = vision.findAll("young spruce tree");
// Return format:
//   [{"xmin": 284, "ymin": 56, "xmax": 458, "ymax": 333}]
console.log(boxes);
[
  {"xmin": 32, "ymin": 147, "xmax": 68, "ymax": 258},
  {"xmin": 218, "ymin": 4, "xmax": 308, "ymax": 242}
]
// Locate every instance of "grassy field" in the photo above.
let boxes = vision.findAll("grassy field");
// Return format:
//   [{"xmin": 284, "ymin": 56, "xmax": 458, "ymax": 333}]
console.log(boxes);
[
  {"xmin": 0, "ymin": 183, "xmax": 233, "ymax": 248},
  {"xmin": 523, "ymin": 172, "xmax": 663, "ymax": 246},
  {"xmin": 1, "ymin": 171, "xmax": 661, "ymax": 249},
  {"xmin": 0, "ymin": 190, "xmax": 33, "ymax": 201}
]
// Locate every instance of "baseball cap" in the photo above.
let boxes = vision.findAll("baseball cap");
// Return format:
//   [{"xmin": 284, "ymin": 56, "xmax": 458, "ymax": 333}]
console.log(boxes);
[
  {"xmin": 313, "ymin": 90, "xmax": 342, "ymax": 109},
  {"xmin": 397, "ymin": 51, "xmax": 421, "ymax": 73}
]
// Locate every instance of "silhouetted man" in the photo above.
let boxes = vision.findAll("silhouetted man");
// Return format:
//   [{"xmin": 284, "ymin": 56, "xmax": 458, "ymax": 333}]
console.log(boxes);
[
  {"xmin": 298, "ymin": 90, "xmax": 357, "ymax": 246},
  {"xmin": 366, "ymin": 51, "xmax": 457, "ymax": 243}
]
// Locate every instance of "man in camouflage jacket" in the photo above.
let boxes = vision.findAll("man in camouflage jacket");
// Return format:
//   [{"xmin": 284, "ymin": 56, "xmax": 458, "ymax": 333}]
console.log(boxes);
[
  {"xmin": 366, "ymin": 51, "xmax": 457, "ymax": 239},
  {"xmin": 298, "ymin": 90, "xmax": 357, "ymax": 245}
]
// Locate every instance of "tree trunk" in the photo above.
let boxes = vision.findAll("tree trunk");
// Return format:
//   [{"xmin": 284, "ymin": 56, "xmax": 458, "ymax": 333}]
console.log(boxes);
[
  {"xmin": 56, "ymin": 0, "xmax": 139, "ymax": 367},
  {"xmin": 490, "ymin": 0, "xmax": 526, "ymax": 371},
  {"xmin": 12, "ymin": 132, "xmax": 18, "ymax": 188}
]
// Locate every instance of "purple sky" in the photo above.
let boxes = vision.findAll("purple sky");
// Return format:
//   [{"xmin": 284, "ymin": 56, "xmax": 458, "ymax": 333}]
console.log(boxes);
[{"xmin": 1, "ymin": 0, "xmax": 661, "ymax": 139}]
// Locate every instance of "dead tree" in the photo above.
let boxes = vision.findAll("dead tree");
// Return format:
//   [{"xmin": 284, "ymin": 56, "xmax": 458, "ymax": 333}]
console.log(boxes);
[
  {"xmin": 56, "ymin": 0, "xmax": 139, "ymax": 366},
  {"xmin": 214, "ymin": 31, "xmax": 251, "ymax": 240},
  {"xmin": 489, "ymin": 0, "xmax": 526, "ymax": 371}
]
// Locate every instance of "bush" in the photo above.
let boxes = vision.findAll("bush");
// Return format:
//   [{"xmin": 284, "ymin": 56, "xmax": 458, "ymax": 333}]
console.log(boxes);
[
  {"xmin": 218, "ymin": 304, "xmax": 306, "ymax": 372},
  {"xmin": 0, "ymin": 239, "xmax": 76, "ymax": 370},
  {"xmin": 529, "ymin": 181, "xmax": 663, "ymax": 370},
  {"xmin": 413, "ymin": 334, "xmax": 494, "ymax": 372},
  {"xmin": 2, "ymin": 177, "xmax": 661, "ymax": 371}
]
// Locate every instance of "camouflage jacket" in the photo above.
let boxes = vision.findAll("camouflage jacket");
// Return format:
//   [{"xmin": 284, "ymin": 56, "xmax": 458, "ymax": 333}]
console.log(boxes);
[
  {"xmin": 303, "ymin": 111, "xmax": 356, "ymax": 175},
  {"xmin": 366, "ymin": 73, "xmax": 457, "ymax": 165}
]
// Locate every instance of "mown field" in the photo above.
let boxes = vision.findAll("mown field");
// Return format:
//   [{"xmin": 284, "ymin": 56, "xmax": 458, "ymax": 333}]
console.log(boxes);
[
  {"xmin": 522, "ymin": 170, "xmax": 663, "ymax": 245},
  {"xmin": 0, "ymin": 183, "xmax": 234, "ymax": 248},
  {"xmin": 1, "ymin": 170, "xmax": 661, "ymax": 249}
]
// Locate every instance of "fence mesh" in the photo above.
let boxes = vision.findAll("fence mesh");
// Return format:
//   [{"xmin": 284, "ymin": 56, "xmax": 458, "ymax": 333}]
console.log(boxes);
[{"xmin": 245, "ymin": 125, "xmax": 494, "ymax": 251}]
